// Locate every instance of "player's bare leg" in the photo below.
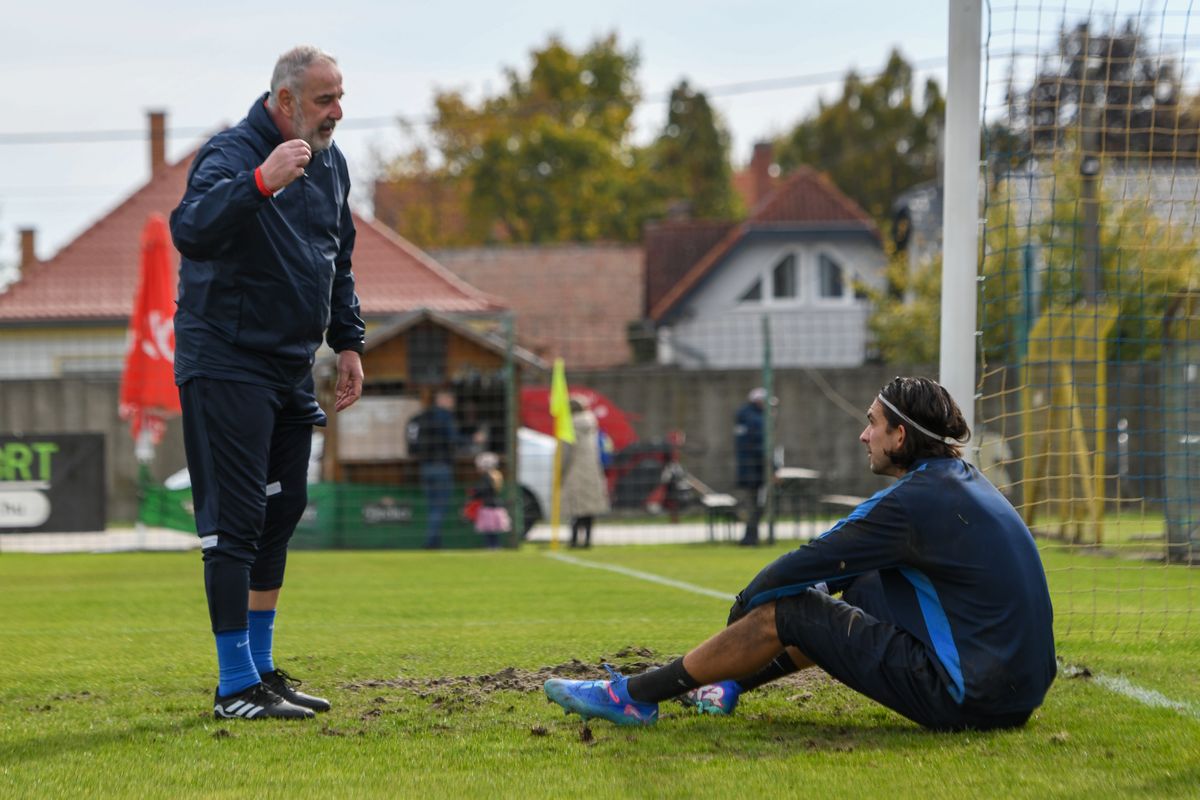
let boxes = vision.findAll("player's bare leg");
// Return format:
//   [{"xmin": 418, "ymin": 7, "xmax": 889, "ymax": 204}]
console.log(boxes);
[{"xmin": 681, "ymin": 603, "xmax": 814, "ymax": 684}]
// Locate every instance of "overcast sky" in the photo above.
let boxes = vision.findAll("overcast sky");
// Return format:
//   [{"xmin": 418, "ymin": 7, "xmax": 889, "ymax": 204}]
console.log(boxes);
[{"xmin": 4, "ymin": 0, "xmax": 1186, "ymax": 265}]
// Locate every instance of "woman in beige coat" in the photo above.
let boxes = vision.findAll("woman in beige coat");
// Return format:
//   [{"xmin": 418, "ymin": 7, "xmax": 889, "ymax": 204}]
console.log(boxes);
[{"xmin": 562, "ymin": 398, "xmax": 611, "ymax": 548}]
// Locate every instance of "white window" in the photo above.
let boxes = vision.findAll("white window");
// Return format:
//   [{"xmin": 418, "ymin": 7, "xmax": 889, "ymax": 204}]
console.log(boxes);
[
  {"xmin": 818, "ymin": 253, "xmax": 845, "ymax": 299},
  {"xmin": 738, "ymin": 277, "xmax": 762, "ymax": 304},
  {"xmin": 772, "ymin": 254, "xmax": 797, "ymax": 300}
]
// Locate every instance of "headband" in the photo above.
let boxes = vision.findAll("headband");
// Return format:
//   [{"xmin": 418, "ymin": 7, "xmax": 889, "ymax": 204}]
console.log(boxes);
[{"xmin": 876, "ymin": 394, "xmax": 959, "ymax": 445}]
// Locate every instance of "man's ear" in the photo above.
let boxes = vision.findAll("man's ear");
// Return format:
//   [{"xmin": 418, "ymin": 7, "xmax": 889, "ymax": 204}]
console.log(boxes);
[{"xmin": 276, "ymin": 87, "xmax": 295, "ymax": 115}]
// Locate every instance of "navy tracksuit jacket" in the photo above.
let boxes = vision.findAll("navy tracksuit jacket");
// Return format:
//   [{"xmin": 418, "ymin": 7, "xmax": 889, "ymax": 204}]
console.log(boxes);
[{"xmin": 170, "ymin": 93, "xmax": 364, "ymax": 387}]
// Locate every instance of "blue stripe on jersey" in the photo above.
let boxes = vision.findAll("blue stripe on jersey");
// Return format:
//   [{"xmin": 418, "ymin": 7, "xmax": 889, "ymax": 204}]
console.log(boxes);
[
  {"xmin": 899, "ymin": 566, "xmax": 965, "ymax": 703},
  {"xmin": 746, "ymin": 467, "xmax": 931, "ymax": 610},
  {"xmin": 743, "ymin": 569, "xmax": 874, "ymax": 611},
  {"xmin": 816, "ymin": 463, "xmax": 929, "ymax": 539}
]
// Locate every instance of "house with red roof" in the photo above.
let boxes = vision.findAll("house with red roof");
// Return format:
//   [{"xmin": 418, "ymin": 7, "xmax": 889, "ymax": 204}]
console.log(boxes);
[
  {"xmin": 646, "ymin": 153, "xmax": 886, "ymax": 369},
  {"xmin": 0, "ymin": 113, "xmax": 503, "ymax": 380},
  {"xmin": 431, "ymin": 244, "xmax": 643, "ymax": 370}
]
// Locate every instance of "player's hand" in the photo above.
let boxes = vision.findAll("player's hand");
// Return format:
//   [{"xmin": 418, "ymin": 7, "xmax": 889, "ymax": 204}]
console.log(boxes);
[
  {"xmin": 259, "ymin": 139, "xmax": 312, "ymax": 192},
  {"xmin": 727, "ymin": 592, "xmax": 749, "ymax": 626},
  {"xmin": 334, "ymin": 350, "xmax": 363, "ymax": 412}
]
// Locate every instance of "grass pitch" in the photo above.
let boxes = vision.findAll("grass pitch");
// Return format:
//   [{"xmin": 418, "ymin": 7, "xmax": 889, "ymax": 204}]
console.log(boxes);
[{"xmin": 1, "ymin": 543, "xmax": 1198, "ymax": 798}]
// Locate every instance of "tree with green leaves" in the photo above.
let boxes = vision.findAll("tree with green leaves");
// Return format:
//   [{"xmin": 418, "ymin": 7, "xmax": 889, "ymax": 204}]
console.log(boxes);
[
  {"xmin": 389, "ymin": 34, "xmax": 653, "ymax": 244},
  {"xmin": 775, "ymin": 50, "xmax": 944, "ymax": 223},
  {"xmin": 980, "ymin": 161, "xmax": 1199, "ymax": 364},
  {"xmin": 869, "ymin": 158, "xmax": 1199, "ymax": 365},
  {"xmin": 865, "ymin": 250, "xmax": 942, "ymax": 365},
  {"xmin": 998, "ymin": 18, "xmax": 1199, "ymax": 163},
  {"xmin": 649, "ymin": 80, "xmax": 741, "ymax": 219},
  {"xmin": 378, "ymin": 36, "xmax": 740, "ymax": 246}
]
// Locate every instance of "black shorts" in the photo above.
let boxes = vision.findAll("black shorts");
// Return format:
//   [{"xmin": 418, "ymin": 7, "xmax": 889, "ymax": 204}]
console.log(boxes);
[
  {"xmin": 179, "ymin": 375, "xmax": 323, "ymax": 555},
  {"xmin": 774, "ymin": 573, "xmax": 1032, "ymax": 731}
]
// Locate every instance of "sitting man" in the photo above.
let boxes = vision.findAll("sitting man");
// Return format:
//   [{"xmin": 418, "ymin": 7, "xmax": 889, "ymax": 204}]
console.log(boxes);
[{"xmin": 545, "ymin": 376, "xmax": 1056, "ymax": 731}]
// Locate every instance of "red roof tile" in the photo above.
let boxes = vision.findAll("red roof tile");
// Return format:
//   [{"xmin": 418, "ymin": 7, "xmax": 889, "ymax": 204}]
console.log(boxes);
[
  {"xmin": 750, "ymin": 165, "xmax": 879, "ymax": 228},
  {"xmin": 432, "ymin": 244, "xmax": 643, "ymax": 370},
  {"xmin": 643, "ymin": 220, "xmax": 735, "ymax": 317},
  {"xmin": 649, "ymin": 167, "xmax": 880, "ymax": 322},
  {"xmin": 0, "ymin": 148, "xmax": 498, "ymax": 323}
]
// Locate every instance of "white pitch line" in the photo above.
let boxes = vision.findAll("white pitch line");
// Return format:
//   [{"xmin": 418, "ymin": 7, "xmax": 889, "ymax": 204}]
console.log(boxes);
[
  {"xmin": 1062, "ymin": 664, "xmax": 1199, "ymax": 720},
  {"xmin": 544, "ymin": 551, "xmax": 734, "ymax": 601},
  {"xmin": 1090, "ymin": 672, "xmax": 1200, "ymax": 721},
  {"xmin": 547, "ymin": 552, "xmax": 1200, "ymax": 722}
]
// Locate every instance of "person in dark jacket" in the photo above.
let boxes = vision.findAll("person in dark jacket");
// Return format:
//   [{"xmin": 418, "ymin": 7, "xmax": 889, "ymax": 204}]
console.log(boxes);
[
  {"xmin": 411, "ymin": 388, "xmax": 463, "ymax": 550},
  {"xmin": 170, "ymin": 45, "xmax": 365, "ymax": 721},
  {"xmin": 734, "ymin": 387, "xmax": 768, "ymax": 546},
  {"xmin": 545, "ymin": 377, "xmax": 1056, "ymax": 732}
]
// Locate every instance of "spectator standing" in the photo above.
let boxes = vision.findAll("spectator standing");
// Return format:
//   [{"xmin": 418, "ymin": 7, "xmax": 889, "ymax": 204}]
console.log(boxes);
[
  {"xmin": 563, "ymin": 398, "xmax": 611, "ymax": 548},
  {"xmin": 734, "ymin": 388, "xmax": 768, "ymax": 546},
  {"xmin": 470, "ymin": 451, "xmax": 511, "ymax": 550},
  {"xmin": 408, "ymin": 388, "xmax": 464, "ymax": 550}
]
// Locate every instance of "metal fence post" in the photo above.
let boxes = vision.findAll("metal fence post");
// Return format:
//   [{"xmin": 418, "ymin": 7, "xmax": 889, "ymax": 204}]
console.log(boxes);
[
  {"xmin": 504, "ymin": 313, "xmax": 522, "ymax": 548},
  {"xmin": 762, "ymin": 315, "xmax": 776, "ymax": 545}
]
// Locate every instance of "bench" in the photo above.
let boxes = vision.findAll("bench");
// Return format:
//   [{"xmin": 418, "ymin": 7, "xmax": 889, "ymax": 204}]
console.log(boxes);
[
  {"xmin": 775, "ymin": 467, "xmax": 822, "ymax": 538},
  {"xmin": 700, "ymin": 493, "xmax": 740, "ymax": 542},
  {"xmin": 820, "ymin": 494, "xmax": 867, "ymax": 519}
]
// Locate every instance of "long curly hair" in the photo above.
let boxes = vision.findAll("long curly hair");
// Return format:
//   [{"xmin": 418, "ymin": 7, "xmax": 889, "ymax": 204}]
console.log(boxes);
[{"xmin": 878, "ymin": 376, "xmax": 971, "ymax": 468}]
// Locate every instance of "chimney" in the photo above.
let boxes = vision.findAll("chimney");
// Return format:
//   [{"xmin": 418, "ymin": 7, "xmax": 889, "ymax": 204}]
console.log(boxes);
[
  {"xmin": 148, "ymin": 110, "xmax": 167, "ymax": 177},
  {"xmin": 19, "ymin": 228, "xmax": 37, "ymax": 271},
  {"xmin": 750, "ymin": 142, "xmax": 774, "ymax": 205}
]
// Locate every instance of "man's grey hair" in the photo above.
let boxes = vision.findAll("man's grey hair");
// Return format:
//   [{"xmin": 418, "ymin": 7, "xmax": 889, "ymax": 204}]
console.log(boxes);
[{"xmin": 268, "ymin": 46, "xmax": 337, "ymax": 108}]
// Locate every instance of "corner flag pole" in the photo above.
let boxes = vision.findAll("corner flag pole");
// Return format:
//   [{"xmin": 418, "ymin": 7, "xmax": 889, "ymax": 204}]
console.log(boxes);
[{"xmin": 548, "ymin": 358, "xmax": 575, "ymax": 551}]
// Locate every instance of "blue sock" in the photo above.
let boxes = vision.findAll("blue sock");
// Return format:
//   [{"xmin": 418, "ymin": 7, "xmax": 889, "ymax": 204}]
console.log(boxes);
[
  {"xmin": 215, "ymin": 629, "xmax": 260, "ymax": 697},
  {"xmin": 248, "ymin": 609, "xmax": 276, "ymax": 675}
]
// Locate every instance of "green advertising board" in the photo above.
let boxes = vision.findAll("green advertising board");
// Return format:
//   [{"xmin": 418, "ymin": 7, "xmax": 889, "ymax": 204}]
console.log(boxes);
[{"xmin": 141, "ymin": 481, "xmax": 480, "ymax": 550}]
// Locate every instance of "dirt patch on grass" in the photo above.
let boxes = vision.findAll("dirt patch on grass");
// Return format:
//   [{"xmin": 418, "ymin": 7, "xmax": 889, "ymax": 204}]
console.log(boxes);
[
  {"xmin": 341, "ymin": 645, "xmax": 834, "ymax": 704},
  {"xmin": 341, "ymin": 645, "xmax": 665, "ymax": 697}
]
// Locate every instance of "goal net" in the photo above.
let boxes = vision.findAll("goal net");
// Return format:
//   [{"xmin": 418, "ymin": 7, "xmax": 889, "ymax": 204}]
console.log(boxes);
[{"xmin": 979, "ymin": 0, "xmax": 1200, "ymax": 637}]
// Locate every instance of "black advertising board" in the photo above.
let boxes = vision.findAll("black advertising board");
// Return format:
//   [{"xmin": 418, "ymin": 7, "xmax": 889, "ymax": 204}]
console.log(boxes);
[{"xmin": 0, "ymin": 433, "xmax": 106, "ymax": 533}]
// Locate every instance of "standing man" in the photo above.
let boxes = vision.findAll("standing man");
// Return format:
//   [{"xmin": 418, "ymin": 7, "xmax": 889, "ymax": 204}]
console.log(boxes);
[
  {"xmin": 171, "ymin": 45, "xmax": 365, "ymax": 720},
  {"xmin": 546, "ymin": 377, "xmax": 1056, "ymax": 732},
  {"xmin": 409, "ymin": 388, "xmax": 461, "ymax": 550},
  {"xmin": 733, "ymin": 388, "xmax": 768, "ymax": 546}
]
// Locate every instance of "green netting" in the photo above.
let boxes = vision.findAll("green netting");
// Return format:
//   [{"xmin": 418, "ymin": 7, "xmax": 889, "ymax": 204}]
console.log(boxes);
[{"xmin": 981, "ymin": 1, "xmax": 1200, "ymax": 636}]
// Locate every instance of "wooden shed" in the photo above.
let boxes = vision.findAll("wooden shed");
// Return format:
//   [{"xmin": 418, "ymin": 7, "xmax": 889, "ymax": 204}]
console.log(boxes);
[{"xmin": 318, "ymin": 308, "xmax": 547, "ymax": 487}]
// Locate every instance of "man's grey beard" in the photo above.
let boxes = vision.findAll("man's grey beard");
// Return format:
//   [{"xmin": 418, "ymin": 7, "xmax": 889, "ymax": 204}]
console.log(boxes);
[{"xmin": 292, "ymin": 106, "xmax": 335, "ymax": 152}]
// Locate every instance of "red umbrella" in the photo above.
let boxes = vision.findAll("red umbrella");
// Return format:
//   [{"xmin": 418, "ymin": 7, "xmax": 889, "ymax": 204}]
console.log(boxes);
[
  {"xmin": 119, "ymin": 213, "xmax": 181, "ymax": 446},
  {"xmin": 520, "ymin": 386, "xmax": 638, "ymax": 452}
]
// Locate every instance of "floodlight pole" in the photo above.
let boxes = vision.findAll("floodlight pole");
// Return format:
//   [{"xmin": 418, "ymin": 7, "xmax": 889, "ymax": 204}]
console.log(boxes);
[{"xmin": 940, "ymin": 0, "xmax": 983, "ymax": 461}]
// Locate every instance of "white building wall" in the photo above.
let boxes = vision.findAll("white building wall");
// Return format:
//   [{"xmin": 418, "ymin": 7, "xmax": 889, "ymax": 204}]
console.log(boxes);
[
  {"xmin": 661, "ymin": 236, "xmax": 885, "ymax": 369},
  {"xmin": 0, "ymin": 328, "xmax": 127, "ymax": 379}
]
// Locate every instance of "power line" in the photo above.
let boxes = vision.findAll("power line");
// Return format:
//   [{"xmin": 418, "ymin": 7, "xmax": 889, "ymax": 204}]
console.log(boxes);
[{"xmin": 0, "ymin": 57, "xmax": 948, "ymax": 147}]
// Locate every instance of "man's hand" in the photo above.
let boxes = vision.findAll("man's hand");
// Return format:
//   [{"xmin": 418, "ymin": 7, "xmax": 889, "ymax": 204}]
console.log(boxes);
[
  {"xmin": 259, "ymin": 139, "xmax": 312, "ymax": 192},
  {"xmin": 727, "ymin": 592, "xmax": 750, "ymax": 626},
  {"xmin": 334, "ymin": 350, "xmax": 363, "ymax": 412}
]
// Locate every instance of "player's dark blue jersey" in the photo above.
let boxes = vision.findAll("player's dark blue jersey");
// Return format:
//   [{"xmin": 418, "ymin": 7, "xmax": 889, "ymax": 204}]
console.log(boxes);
[{"xmin": 738, "ymin": 457, "xmax": 1056, "ymax": 715}]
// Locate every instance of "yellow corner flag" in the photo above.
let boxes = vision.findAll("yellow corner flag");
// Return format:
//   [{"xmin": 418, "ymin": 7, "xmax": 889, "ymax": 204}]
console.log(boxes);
[
  {"xmin": 548, "ymin": 358, "xmax": 573, "ymax": 551},
  {"xmin": 549, "ymin": 358, "xmax": 575, "ymax": 444}
]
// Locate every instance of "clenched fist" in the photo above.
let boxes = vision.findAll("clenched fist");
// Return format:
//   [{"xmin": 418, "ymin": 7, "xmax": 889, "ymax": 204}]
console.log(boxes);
[{"xmin": 258, "ymin": 139, "xmax": 312, "ymax": 193}]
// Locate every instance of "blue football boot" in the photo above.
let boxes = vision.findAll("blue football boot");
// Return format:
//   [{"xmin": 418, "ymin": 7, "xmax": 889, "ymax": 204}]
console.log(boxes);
[
  {"xmin": 680, "ymin": 680, "xmax": 742, "ymax": 715},
  {"xmin": 544, "ymin": 664, "xmax": 659, "ymax": 726}
]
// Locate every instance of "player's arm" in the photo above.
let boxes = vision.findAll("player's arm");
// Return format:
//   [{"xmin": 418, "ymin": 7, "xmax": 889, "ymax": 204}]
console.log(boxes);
[
  {"xmin": 328, "ymin": 168, "xmax": 365, "ymax": 413},
  {"xmin": 170, "ymin": 140, "xmax": 311, "ymax": 260},
  {"xmin": 727, "ymin": 494, "xmax": 911, "ymax": 623},
  {"xmin": 325, "ymin": 172, "xmax": 365, "ymax": 355}
]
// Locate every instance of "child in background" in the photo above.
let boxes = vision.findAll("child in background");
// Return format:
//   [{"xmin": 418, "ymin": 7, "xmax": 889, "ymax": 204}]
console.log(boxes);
[{"xmin": 471, "ymin": 451, "xmax": 510, "ymax": 549}]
